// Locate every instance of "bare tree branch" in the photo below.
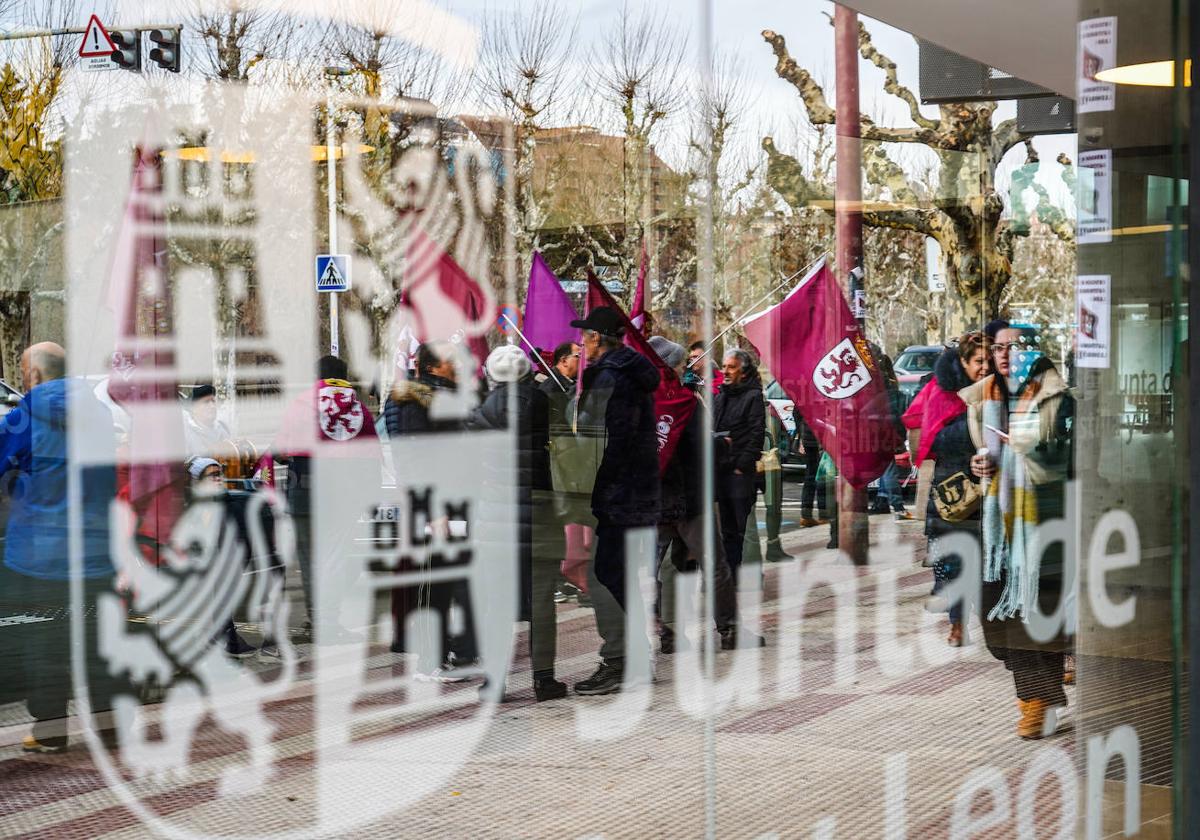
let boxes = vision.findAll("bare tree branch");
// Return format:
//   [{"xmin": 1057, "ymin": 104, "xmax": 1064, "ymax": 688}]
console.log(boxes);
[{"xmin": 852, "ymin": 20, "xmax": 939, "ymax": 131}]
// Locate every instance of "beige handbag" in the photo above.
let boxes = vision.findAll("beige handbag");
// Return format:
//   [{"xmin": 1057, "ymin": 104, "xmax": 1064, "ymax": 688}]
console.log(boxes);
[
  {"xmin": 757, "ymin": 447, "xmax": 781, "ymax": 474},
  {"xmin": 932, "ymin": 471, "xmax": 982, "ymax": 521}
]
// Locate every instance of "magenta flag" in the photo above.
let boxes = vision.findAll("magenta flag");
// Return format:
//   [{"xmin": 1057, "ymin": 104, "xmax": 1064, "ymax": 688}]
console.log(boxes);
[
  {"xmin": 742, "ymin": 259, "xmax": 898, "ymax": 488},
  {"xmin": 630, "ymin": 241, "xmax": 648, "ymax": 330},
  {"xmin": 586, "ymin": 272, "xmax": 695, "ymax": 474},
  {"xmin": 523, "ymin": 252, "xmax": 579, "ymax": 357}
]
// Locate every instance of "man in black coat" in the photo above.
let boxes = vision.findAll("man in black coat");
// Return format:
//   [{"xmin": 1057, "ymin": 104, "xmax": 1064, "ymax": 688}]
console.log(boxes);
[
  {"xmin": 570, "ymin": 307, "xmax": 660, "ymax": 696},
  {"xmin": 713, "ymin": 349, "xmax": 766, "ymax": 576}
]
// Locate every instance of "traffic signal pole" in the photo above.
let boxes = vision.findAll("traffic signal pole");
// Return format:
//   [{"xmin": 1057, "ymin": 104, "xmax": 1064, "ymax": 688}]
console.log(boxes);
[
  {"xmin": 834, "ymin": 4, "xmax": 870, "ymax": 565},
  {"xmin": 0, "ymin": 23, "xmax": 179, "ymax": 42}
]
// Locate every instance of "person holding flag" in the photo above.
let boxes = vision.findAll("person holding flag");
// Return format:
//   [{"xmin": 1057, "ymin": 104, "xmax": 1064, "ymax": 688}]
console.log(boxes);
[{"xmin": 569, "ymin": 306, "xmax": 660, "ymax": 696}]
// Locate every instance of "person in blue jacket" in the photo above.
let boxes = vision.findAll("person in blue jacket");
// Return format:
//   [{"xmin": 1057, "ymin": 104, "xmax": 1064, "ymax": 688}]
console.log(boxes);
[{"xmin": 0, "ymin": 342, "xmax": 118, "ymax": 753}]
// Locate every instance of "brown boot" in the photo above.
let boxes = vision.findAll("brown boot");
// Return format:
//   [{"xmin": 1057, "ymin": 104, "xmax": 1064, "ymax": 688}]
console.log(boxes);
[
  {"xmin": 946, "ymin": 622, "xmax": 964, "ymax": 647},
  {"xmin": 1016, "ymin": 698, "xmax": 1050, "ymax": 739}
]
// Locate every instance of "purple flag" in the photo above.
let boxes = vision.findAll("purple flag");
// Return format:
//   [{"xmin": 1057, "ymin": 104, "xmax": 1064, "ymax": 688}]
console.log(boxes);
[{"xmin": 523, "ymin": 252, "xmax": 579, "ymax": 357}]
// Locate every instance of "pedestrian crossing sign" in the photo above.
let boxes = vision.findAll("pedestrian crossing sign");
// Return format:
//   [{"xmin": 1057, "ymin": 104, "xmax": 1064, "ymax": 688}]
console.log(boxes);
[{"xmin": 315, "ymin": 254, "xmax": 351, "ymax": 293}]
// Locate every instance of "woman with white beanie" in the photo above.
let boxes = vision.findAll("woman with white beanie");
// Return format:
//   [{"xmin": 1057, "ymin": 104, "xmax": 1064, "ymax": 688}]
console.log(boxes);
[{"xmin": 469, "ymin": 343, "xmax": 566, "ymax": 701}]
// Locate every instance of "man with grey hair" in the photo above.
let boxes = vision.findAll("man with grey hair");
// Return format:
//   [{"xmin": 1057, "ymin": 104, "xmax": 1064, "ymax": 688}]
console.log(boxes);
[
  {"xmin": 713, "ymin": 348, "xmax": 766, "ymax": 589},
  {"xmin": 649, "ymin": 336, "xmax": 758, "ymax": 652},
  {"xmin": 0, "ymin": 342, "xmax": 117, "ymax": 752}
]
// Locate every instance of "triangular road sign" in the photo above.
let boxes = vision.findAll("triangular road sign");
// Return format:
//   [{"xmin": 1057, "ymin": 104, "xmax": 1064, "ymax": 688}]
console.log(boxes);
[
  {"xmin": 79, "ymin": 14, "xmax": 116, "ymax": 58},
  {"xmin": 319, "ymin": 260, "xmax": 344, "ymax": 287}
]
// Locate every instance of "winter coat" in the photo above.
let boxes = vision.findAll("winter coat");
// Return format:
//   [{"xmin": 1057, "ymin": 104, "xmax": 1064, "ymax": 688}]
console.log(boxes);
[
  {"xmin": 383, "ymin": 373, "xmax": 461, "ymax": 438},
  {"xmin": 908, "ymin": 349, "xmax": 979, "ymax": 537},
  {"xmin": 0, "ymin": 377, "xmax": 116, "ymax": 580},
  {"xmin": 576, "ymin": 345, "xmax": 661, "ymax": 527},
  {"xmin": 468, "ymin": 376, "xmax": 552, "ymax": 495},
  {"xmin": 536, "ymin": 372, "xmax": 575, "ymax": 433},
  {"xmin": 713, "ymin": 377, "xmax": 765, "ymax": 496},
  {"xmin": 960, "ymin": 360, "xmax": 1074, "ymax": 522}
]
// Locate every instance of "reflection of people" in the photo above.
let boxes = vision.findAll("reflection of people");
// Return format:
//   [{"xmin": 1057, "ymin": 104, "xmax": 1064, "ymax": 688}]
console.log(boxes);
[
  {"xmin": 183, "ymin": 456, "xmax": 257, "ymax": 658},
  {"xmin": 183, "ymin": 383, "xmax": 231, "ymax": 457},
  {"xmin": 713, "ymin": 350, "xmax": 766, "ymax": 576},
  {"xmin": 652, "ymin": 337, "xmax": 758, "ymax": 652},
  {"xmin": 571, "ymin": 307, "xmax": 660, "ymax": 696},
  {"xmin": 903, "ymin": 332, "xmax": 989, "ymax": 647},
  {"xmin": 275, "ymin": 355, "xmax": 378, "ymax": 642},
  {"xmin": 872, "ymin": 349, "xmax": 912, "ymax": 520},
  {"xmin": 469, "ymin": 345, "xmax": 566, "ymax": 701},
  {"xmin": 965, "ymin": 325, "xmax": 1074, "ymax": 739},
  {"xmin": 0, "ymin": 343, "xmax": 117, "ymax": 753},
  {"xmin": 536, "ymin": 341, "xmax": 591, "ymax": 602},
  {"xmin": 795, "ymin": 413, "xmax": 827, "ymax": 528},
  {"xmin": 761, "ymin": 378, "xmax": 791, "ymax": 562},
  {"xmin": 384, "ymin": 343, "xmax": 479, "ymax": 680}
]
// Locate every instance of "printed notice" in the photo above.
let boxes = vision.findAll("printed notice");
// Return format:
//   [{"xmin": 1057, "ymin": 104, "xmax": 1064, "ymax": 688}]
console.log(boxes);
[
  {"xmin": 1078, "ymin": 17, "xmax": 1117, "ymax": 114},
  {"xmin": 1076, "ymin": 274, "xmax": 1111, "ymax": 369},
  {"xmin": 1077, "ymin": 149, "xmax": 1113, "ymax": 245}
]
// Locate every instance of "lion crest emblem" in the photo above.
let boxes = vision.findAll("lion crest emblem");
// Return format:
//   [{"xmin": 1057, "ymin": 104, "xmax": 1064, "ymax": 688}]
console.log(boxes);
[{"xmin": 813, "ymin": 338, "xmax": 872, "ymax": 400}]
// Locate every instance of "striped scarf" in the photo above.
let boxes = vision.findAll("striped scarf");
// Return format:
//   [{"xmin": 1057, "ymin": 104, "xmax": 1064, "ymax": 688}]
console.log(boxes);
[{"xmin": 981, "ymin": 375, "xmax": 1043, "ymax": 621}]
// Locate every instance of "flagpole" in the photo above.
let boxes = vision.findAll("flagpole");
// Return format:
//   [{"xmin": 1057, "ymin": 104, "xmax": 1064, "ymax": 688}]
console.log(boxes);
[
  {"xmin": 688, "ymin": 253, "xmax": 827, "ymax": 368},
  {"xmin": 501, "ymin": 313, "xmax": 569, "ymax": 392}
]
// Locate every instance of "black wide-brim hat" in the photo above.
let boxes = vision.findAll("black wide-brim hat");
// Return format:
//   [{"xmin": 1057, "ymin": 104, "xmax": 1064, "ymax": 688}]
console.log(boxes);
[{"xmin": 570, "ymin": 306, "xmax": 626, "ymax": 338}]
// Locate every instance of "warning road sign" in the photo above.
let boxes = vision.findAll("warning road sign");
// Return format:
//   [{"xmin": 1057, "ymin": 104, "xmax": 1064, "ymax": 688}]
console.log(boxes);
[
  {"xmin": 79, "ymin": 14, "xmax": 117, "ymax": 72},
  {"xmin": 315, "ymin": 254, "xmax": 351, "ymax": 293}
]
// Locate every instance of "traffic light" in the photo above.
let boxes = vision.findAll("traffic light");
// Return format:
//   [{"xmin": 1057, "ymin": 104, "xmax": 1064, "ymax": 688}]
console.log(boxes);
[
  {"xmin": 109, "ymin": 30, "xmax": 140, "ymax": 72},
  {"xmin": 148, "ymin": 29, "xmax": 181, "ymax": 73}
]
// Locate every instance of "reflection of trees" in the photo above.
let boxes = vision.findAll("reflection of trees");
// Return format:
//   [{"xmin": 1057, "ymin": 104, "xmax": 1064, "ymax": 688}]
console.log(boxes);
[
  {"xmin": 476, "ymin": 0, "xmax": 576, "ymax": 285},
  {"xmin": 765, "ymin": 124, "xmax": 927, "ymax": 356},
  {"xmin": 759, "ymin": 21, "xmax": 1076, "ymax": 333},
  {"xmin": 0, "ymin": 21, "xmax": 66, "ymax": 381}
]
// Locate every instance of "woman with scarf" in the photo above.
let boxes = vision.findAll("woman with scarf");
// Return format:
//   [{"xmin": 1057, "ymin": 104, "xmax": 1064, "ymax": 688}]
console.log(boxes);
[
  {"xmin": 902, "ymin": 332, "xmax": 990, "ymax": 647},
  {"xmin": 964, "ymin": 325, "xmax": 1074, "ymax": 739}
]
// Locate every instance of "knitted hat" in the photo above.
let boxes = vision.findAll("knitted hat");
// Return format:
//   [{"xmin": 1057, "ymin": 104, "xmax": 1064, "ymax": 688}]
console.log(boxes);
[
  {"xmin": 648, "ymin": 335, "xmax": 685, "ymax": 369},
  {"xmin": 186, "ymin": 456, "xmax": 221, "ymax": 480},
  {"xmin": 485, "ymin": 345, "xmax": 531, "ymax": 383}
]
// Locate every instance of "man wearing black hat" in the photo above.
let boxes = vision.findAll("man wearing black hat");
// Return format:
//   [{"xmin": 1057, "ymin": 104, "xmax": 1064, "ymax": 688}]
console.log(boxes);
[{"xmin": 569, "ymin": 306, "xmax": 661, "ymax": 696}]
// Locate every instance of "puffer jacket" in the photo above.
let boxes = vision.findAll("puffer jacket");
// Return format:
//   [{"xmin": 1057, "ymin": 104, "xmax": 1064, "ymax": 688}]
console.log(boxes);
[
  {"xmin": 577, "ymin": 345, "xmax": 661, "ymax": 526},
  {"xmin": 383, "ymin": 373, "xmax": 461, "ymax": 437},
  {"xmin": 919, "ymin": 348, "xmax": 980, "ymax": 537},
  {"xmin": 468, "ymin": 375, "xmax": 552, "ymax": 494}
]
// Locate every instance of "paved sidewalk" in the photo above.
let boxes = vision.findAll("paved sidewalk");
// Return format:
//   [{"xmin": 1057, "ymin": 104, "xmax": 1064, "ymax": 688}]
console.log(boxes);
[{"xmin": 0, "ymin": 513, "xmax": 1169, "ymax": 838}]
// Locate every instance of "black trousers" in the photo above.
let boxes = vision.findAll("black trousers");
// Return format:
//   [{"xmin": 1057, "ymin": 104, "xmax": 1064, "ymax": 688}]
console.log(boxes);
[
  {"xmin": 717, "ymin": 490, "xmax": 756, "ymax": 573},
  {"xmin": 980, "ymin": 579, "xmax": 1067, "ymax": 705},
  {"xmin": 0, "ymin": 567, "xmax": 115, "ymax": 745},
  {"xmin": 800, "ymin": 445, "xmax": 827, "ymax": 518}
]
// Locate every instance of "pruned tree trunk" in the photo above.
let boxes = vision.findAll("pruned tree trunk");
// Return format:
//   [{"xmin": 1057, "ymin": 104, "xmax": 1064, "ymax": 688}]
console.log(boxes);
[{"xmin": 0, "ymin": 291, "xmax": 29, "ymax": 385}]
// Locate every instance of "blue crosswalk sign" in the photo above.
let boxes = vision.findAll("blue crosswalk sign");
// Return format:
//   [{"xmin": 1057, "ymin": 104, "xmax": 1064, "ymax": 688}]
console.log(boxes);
[{"xmin": 315, "ymin": 254, "xmax": 351, "ymax": 292}]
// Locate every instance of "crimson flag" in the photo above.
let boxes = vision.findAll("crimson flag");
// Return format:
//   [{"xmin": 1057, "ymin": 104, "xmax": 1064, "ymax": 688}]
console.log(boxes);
[
  {"xmin": 584, "ymin": 272, "xmax": 695, "ymax": 473},
  {"xmin": 401, "ymin": 230, "xmax": 497, "ymax": 372},
  {"xmin": 742, "ymin": 259, "xmax": 898, "ymax": 488},
  {"xmin": 630, "ymin": 240, "xmax": 648, "ymax": 330}
]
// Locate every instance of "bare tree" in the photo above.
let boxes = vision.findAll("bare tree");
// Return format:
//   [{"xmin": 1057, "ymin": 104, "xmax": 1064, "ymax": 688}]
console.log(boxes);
[
  {"xmin": 330, "ymin": 0, "xmax": 468, "ymax": 106},
  {"xmin": 760, "ymin": 20, "xmax": 1075, "ymax": 333},
  {"xmin": 188, "ymin": 1, "xmax": 295, "ymax": 83},
  {"xmin": 475, "ymin": 0, "xmax": 576, "ymax": 276},
  {"xmin": 587, "ymin": 3, "xmax": 688, "ymax": 291}
]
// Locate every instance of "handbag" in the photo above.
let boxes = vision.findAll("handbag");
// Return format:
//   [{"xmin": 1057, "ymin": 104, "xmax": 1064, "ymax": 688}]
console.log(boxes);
[
  {"xmin": 757, "ymin": 430, "xmax": 782, "ymax": 475},
  {"xmin": 932, "ymin": 470, "xmax": 982, "ymax": 522}
]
